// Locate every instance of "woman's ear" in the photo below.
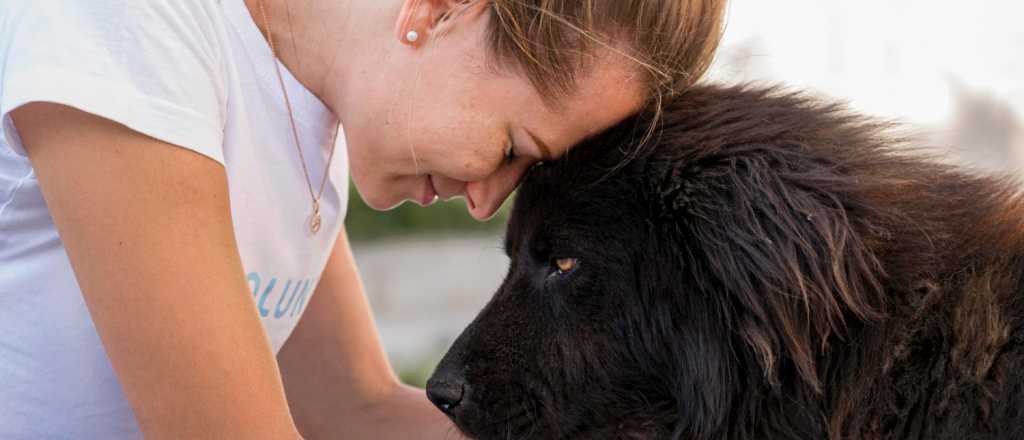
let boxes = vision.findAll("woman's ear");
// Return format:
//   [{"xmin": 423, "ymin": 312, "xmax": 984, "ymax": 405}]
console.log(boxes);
[{"xmin": 394, "ymin": 0, "xmax": 487, "ymax": 47}]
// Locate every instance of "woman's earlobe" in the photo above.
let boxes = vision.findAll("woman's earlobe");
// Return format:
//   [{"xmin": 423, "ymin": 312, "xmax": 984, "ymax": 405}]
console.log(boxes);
[
  {"xmin": 394, "ymin": 0, "xmax": 430, "ymax": 47},
  {"xmin": 395, "ymin": 0, "xmax": 484, "ymax": 47},
  {"xmin": 397, "ymin": 25, "xmax": 426, "ymax": 47}
]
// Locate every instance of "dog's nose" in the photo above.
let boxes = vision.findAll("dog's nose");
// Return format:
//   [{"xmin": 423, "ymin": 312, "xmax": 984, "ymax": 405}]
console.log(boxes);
[{"xmin": 426, "ymin": 374, "xmax": 466, "ymax": 415}]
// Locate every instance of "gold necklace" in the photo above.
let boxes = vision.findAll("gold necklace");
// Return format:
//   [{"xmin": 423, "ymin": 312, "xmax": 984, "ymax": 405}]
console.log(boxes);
[{"xmin": 257, "ymin": 0, "xmax": 338, "ymax": 234}]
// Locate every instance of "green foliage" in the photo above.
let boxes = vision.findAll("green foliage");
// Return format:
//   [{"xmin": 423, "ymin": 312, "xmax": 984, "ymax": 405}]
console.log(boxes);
[
  {"xmin": 397, "ymin": 360, "xmax": 437, "ymax": 388},
  {"xmin": 344, "ymin": 182, "xmax": 512, "ymax": 241}
]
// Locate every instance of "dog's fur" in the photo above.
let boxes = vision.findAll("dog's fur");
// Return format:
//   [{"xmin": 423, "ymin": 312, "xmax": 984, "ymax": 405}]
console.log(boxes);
[{"xmin": 427, "ymin": 85, "xmax": 1024, "ymax": 439}]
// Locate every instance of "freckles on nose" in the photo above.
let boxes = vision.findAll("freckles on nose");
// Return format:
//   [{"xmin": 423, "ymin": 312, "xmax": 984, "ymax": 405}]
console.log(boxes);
[{"xmin": 459, "ymin": 152, "xmax": 499, "ymax": 182}]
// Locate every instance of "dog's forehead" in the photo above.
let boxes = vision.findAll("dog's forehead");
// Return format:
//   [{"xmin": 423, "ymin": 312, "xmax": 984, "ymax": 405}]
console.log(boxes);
[
  {"xmin": 517, "ymin": 161, "xmax": 605, "ymax": 213},
  {"xmin": 512, "ymin": 160, "xmax": 647, "ymax": 236},
  {"xmin": 505, "ymin": 164, "xmax": 587, "ymax": 251},
  {"xmin": 510, "ymin": 165, "xmax": 571, "ymax": 233}
]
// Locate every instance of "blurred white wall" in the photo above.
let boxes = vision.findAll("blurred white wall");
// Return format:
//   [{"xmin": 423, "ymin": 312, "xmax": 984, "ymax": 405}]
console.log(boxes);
[
  {"xmin": 355, "ymin": 236, "xmax": 507, "ymax": 371},
  {"xmin": 707, "ymin": 0, "xmax": 1024, "ymax": 171}
]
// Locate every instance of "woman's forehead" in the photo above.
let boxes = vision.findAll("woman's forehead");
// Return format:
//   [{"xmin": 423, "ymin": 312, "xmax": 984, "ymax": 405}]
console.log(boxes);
[{"xmin": 527, "ymin": 58, "xmax": 646, "ymax": 159}]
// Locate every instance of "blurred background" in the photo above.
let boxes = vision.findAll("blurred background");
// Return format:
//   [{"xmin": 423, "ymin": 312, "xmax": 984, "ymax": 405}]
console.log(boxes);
[{"xmin": 348, "ymin": 0, "xmax": 1024, "ymax": 386}]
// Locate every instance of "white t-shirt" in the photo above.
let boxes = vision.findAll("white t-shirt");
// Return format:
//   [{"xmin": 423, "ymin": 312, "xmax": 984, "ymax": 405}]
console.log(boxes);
[{"xmin": 0, "ymin": 0, "xmax": 349, "ymax": 437}]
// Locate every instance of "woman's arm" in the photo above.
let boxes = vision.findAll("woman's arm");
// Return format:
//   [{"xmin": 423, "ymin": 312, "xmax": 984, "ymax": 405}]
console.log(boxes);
[
  {"xmin": 12, "ymin": 103, "xmax": 302, "ymax": 439},
  {"xmin": 277, "ymin": 228, "xmax": 459, "ymax": 439}
]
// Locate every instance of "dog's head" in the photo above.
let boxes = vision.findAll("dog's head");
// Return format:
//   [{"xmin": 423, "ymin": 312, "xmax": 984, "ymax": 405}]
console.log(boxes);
[{"xmin": 426, "ymin": 85, "xmax": 929, "ymax": 439}]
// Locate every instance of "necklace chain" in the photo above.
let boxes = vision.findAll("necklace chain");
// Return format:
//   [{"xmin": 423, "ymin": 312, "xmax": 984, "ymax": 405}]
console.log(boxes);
[{"xmin": 257, "ymin": 0, "xmax": 338, "ymax": 234}]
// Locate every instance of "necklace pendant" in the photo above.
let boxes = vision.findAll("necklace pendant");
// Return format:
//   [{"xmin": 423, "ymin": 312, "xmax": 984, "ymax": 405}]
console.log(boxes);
[{"xmin": 309, "ymin": 200, "xmax": 322, "ymax": 234}]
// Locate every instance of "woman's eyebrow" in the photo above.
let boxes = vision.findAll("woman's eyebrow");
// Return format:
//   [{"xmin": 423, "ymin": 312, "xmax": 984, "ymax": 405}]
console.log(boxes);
[{"xmin": 525, "ymin": 128, "xmax": 554, "ymax": 161}]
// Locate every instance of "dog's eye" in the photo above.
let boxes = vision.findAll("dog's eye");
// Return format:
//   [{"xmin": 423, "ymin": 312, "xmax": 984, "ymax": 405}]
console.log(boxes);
[{"xmin": 553, "ymin": 257, "xmax": 578, "ymax": 275}]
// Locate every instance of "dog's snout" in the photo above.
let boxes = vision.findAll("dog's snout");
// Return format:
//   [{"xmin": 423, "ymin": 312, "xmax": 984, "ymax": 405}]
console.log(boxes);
[{"xmin": 426, "ymin": 372, "xmax": 466, "ymax": 415}]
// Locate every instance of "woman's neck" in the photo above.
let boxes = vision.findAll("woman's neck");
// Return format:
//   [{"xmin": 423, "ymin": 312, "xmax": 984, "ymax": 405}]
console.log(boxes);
[{"xmin": 243, "ymin": 0, "xmax": 390, "ymax": 117}]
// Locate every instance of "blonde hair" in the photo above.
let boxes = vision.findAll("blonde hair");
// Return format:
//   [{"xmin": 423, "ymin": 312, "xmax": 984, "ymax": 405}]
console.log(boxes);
[{"xmin": 486, "ymin": 0, "xmax": 728, "ymax": 105}]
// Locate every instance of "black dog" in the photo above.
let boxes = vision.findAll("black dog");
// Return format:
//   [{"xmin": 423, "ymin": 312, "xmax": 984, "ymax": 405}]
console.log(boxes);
[{"xmin": 426, "ymin": 85, "xmax": 1024, "ymax": 439}]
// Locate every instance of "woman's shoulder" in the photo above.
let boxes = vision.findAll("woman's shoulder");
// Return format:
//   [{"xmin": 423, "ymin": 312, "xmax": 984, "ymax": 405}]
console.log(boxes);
[
  {"xmin": 0, "ymin": 0, "xmax": 232, "ymax": 164},
  {"xmin": 2, "ymin": 0, "xmax": 228, "ymax": 42}
]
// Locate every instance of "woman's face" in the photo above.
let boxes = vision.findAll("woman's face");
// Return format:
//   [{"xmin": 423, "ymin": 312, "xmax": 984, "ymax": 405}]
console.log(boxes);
[{"xmin": 337, "ymin": 1, "xmax": 646, "ymax": 220}]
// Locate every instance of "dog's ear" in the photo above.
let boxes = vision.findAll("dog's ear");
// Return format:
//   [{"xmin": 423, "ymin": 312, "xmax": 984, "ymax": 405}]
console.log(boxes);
[{"xmin": 652, "ymin": 148, "xmax": 887, "ymax": 391}]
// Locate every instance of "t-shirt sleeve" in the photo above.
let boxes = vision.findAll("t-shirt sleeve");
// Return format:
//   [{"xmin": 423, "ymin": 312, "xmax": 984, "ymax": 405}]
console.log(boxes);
[{"xmin": 0, "ymin": 0, "xmax": 227, "ymax": 165}]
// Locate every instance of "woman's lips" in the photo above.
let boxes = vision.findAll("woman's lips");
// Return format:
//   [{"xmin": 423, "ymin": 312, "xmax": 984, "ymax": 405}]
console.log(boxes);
[
  {"xmin": 419, "ymin": 175, "xmax": 438, "ymax": 206},
  {"xmin": 465, "ymin": 189, "xmax": 476, "ymax": 211},
  {"xmin": 418, "ymin": 175, "xmax": 476, "ymax": 211}
]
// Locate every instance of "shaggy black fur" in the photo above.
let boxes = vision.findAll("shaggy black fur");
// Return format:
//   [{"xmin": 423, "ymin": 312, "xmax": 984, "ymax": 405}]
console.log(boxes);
[{"xmin": 426, "ymin": 84, "xmax": 1024, "ymax": 439}]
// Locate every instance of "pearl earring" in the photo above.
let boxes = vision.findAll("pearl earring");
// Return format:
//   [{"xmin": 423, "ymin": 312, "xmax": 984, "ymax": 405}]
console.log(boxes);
[{"xmin": 406, "ymin": 30, "xmax": 419, "ymax": 43}]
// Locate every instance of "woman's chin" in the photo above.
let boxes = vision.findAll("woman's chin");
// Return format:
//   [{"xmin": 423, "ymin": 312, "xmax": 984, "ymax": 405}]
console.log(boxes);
[
  {"xmin": 411, "ymin": 197, "xmax": 438, "ymax": 208},
  {"xmin": 355, "ymin": 178, "xmax": 438, "ymax": 210}
]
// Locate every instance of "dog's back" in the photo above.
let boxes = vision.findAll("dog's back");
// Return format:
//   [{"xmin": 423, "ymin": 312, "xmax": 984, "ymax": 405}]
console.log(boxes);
[{"xmin": 634, "ymin": 85, "xmax": 1024, "ymax": 438}]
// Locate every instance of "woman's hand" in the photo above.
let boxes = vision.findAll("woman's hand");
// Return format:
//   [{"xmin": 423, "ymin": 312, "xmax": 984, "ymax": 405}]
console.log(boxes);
[{"xmin": 12, "ymin": 103, "xmax": 302, "ymax": 439}]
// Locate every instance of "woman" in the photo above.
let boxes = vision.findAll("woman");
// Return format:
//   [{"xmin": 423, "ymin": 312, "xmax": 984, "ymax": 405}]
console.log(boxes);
[{"xmin": 0, "ymin": 0, "xmax": 725, "ymax": 438}]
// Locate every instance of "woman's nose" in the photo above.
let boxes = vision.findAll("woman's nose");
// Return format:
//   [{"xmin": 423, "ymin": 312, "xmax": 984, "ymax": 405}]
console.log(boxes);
[{"xmin": 464, "ymin": 157, "xmax": 533, "ymax": 220}]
